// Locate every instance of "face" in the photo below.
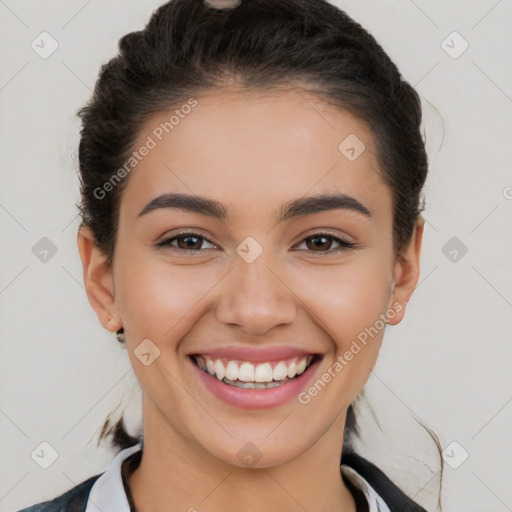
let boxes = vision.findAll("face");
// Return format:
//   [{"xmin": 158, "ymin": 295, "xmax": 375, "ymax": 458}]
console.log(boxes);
[{"xmin": 78, "ymin": 86, "xmax": 423, "ymax": 469}]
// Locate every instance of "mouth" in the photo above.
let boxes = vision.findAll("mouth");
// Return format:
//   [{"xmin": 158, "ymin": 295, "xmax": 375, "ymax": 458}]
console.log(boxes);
[{"xmin": 189, "ymin": 353, "xmax": 320, "ymax": 389}]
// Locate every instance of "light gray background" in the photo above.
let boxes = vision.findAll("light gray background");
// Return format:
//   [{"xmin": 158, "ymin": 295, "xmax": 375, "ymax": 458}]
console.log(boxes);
[{"xmin": 1, "ymin": 1, "xmax": 511, "ymax": 511}]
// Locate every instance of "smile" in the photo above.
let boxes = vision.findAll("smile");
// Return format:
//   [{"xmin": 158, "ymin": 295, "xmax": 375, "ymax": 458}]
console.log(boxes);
[
  {"xmin": 191, "ymin": 354, "xmax": 316, "ymax": 389},
  {"xmin": 188, "ymin": 352, "xmax": 321, "ymax": 409}
]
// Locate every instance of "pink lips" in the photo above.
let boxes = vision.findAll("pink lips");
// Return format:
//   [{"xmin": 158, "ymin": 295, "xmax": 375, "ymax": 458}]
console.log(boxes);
[{"xmin": 187, "ymin": 345, "xmax": 321, "ymax": 410}]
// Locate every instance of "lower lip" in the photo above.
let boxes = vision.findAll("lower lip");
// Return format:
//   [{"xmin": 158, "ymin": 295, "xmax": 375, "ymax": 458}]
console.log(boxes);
[{"xmin": 189, "ymin": 356, "xmax": 320, "ymax": 410}]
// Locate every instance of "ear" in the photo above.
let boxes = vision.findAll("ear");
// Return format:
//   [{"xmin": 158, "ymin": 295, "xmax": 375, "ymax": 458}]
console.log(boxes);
[
  {"xmin": 386, "ymin": 216, "xmax": 425, "ymax": 326},
  {"xmin": 77, "ymin": 225, "xmax": 122, "ymax": 333}
]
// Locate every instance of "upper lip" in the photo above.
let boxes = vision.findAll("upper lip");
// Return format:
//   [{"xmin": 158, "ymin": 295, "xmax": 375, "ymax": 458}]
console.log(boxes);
[{"xmin": 188, "ymin": 345, "xmax": 320, "ymax": 362}]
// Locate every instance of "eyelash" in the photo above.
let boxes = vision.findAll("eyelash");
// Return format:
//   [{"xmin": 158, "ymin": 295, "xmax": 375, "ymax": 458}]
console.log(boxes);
[{"xmin": 156, "ymin": 231, "xmax": 357, "ymax": 254}]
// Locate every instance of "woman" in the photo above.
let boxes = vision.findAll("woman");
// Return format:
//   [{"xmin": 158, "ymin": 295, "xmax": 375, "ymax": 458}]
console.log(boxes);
[{"xmin": 18, "ymin": 0, "xmax": 440, "ymax": 510}]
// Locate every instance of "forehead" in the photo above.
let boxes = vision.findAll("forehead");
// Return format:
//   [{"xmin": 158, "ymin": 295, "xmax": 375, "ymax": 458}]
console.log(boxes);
[{"xmin": 122, "ymin": 86, "xmax": 392, "ymax": 224}]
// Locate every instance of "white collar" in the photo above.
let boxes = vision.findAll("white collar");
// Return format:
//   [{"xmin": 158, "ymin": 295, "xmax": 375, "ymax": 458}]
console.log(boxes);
[
  {"xmin": 85, "ymin": 444, "xmax": 390, "ymax": 512},
  {"xmin": 340, "ymin": 465, "xmax": 391, "ymax": 512},
  {"xmin": 85, "ymin": 443, "xmax": 142, "ymax": 512}
]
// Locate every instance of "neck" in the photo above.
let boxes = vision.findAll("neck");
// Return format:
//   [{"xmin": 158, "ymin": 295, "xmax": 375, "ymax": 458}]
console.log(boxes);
[{"xmin": 128, "ymin": 398, "xmax": 357, "ymax": 512}]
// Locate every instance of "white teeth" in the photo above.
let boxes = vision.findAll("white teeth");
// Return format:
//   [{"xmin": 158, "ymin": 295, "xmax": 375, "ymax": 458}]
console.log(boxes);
[
  {"xmin": 287, "ymin": 361, "xmax": 297, "ymax": 378},
  {"xmin": 194, "ymin": 354, "xmax": 315, "ymax": 385},
  {"xmin": 213, "ymin": 359, "xmax": 225, "ymax": 380},
  {"xmin": 296, "ymin": 357, "xmax": 307, "ymax": 375},
  {"xmin": 238, "ymin": 362, "xmax": 255, "ymax": 382},
  {"xmin": 196, "ymin": 356, "xmax": 207, "ymax": 372},
  {"xmin": 206, "ymin": 358, "xmax": 215, "ymax": 375},
  {"xmin": 225, "ymin": 361, "xmax": 238, "ymax": 381},
  {"xmin": 273, "ymin": 361, "xmax": 288, "ymax": 381},
  {"xmin": 254, "ymin": 362, "xmax": 273, "ymax": 383}
]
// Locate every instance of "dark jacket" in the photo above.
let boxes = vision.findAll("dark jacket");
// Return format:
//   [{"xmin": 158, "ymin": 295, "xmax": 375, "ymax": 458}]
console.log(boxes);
[{"xmin": 16, "ymin": 474, "xmax": 102, "ymax": 512}]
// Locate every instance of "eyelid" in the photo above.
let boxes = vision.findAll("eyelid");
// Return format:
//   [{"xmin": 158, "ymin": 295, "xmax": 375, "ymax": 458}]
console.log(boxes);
[{"xmin": 297, "ymin": 228, "xmax": 355, "ymax": 245}]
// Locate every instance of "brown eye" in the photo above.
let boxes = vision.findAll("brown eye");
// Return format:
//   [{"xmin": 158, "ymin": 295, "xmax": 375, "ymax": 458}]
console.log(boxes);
[
  {"xmin": 297, "ymin": 233, "xmax": 356, "ymax": 254},
  {"xmin": 176, "ymin": 234, "xmax": 203, "ymax": 250},
  {"xmin": 306, "ymin": 235, "xmax": 332, "ymax": 251},
  {"xmin": 157, "ymin": 232, "xmax": 217, "ymax": 252}
]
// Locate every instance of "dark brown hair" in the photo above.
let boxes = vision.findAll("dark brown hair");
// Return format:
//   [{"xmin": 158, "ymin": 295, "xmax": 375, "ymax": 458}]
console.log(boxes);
[{"xmin": 76, "ymin": 0, "xmax": 439, "ymax": 509}]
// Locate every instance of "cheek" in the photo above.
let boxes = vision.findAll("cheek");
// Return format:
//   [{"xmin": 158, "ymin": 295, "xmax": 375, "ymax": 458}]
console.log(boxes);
[
  {"xmin": 295, "ymin": 263, "xmax": 392, "ymax": 409},
  {"xmin": 297, "ymin": 258, "xmax": 392, "ymax": 351},
  {"xmin": 113, "ymin": 253, "xmax": 221, "ymax": 342}
]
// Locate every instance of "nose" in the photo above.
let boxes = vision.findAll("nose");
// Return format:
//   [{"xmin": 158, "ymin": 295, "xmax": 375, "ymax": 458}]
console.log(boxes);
[{"xmin": 215, "ymin": 252, "xmax": 297, "ymax": 337}]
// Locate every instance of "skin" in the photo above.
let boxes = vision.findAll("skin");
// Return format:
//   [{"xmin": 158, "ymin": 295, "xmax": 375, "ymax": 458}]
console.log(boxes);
[{"xmin": 78, "ymin": 85, "xmax": 424, "ymax": 512}]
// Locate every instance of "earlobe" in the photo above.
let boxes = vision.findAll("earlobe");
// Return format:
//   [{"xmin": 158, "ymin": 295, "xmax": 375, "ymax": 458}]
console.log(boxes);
[
  {"xmin": 386, "ymin": 216, "xmax": 425, "ymax": 326},
  {"xmin": 77, "ymin": 226, "xmax": 122, "ymax": 333}
]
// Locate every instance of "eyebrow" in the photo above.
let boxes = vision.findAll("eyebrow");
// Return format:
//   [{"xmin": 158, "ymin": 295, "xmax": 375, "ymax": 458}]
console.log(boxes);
[{"xmin": 137, "ymin": 192, "xmax": 372, "ymax": 222}]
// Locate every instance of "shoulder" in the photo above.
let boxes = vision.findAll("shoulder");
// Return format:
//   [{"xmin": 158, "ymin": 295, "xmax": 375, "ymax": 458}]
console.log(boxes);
[{"xmin": 16, "ymin": 474, "xmax": 102, "ymax": 512}]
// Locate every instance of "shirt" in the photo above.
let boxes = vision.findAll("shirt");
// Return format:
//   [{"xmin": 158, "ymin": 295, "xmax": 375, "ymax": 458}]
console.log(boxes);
[{"xmin": 84, "ymin": 443, "xmax": 391, "ymax": 512}]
